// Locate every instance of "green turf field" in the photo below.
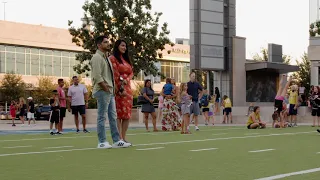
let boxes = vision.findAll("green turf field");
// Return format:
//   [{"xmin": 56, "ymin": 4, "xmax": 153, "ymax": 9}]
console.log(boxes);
[{"xmin": 0, "ymin": 126, "xmax": 319, "ymax": 180}]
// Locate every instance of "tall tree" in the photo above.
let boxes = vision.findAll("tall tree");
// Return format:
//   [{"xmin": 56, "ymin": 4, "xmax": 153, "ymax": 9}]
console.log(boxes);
[
  {"xmin": 32, "ymin": 76, "xmax": 56, "ymax": 105},
  {"xmin": 0, "ymin": 72, "xmax": 26, "ymax": 102},
  {"xmin": 68, "ymin": 0, "xmax": 172, "ymax": 77},
  {"xmin": 252, "ymin": 48, "xmax": 292, "ymax": 64},
  {"xmin": 293, "ymin": 52, "xmax": 311, "ymax": 93}
]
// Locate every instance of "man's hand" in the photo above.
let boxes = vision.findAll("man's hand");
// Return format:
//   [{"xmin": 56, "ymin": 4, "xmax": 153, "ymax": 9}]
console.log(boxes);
[
  {"xmin": 68, "ymin": 108, "xmax": 71, "ymax": 112},
  {"xmin": 103, "ymin": 86, "xmax": 110, "ymax": 93},
  {"xmin": 85, "ymin": 103, "xmax": 88, "ymax": 109}
]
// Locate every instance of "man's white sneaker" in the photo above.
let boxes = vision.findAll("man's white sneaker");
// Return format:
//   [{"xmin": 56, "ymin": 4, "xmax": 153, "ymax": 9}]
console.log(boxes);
[
  {"xmin": 97, "ymin": 142, "xmax": 112, "ymax": 149},
  {"xmin": 112, "ymin": 140, "xmax": 131, "ymax": 148},
  {"xmin": 195, "ymin": 126, "xmax": 200, "ymax": 131}
]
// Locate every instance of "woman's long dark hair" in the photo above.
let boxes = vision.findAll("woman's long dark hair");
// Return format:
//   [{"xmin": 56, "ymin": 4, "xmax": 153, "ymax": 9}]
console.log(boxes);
[
  {"xmin": 112, "ymin": 39, "xmax": 131, "ymax": 65},
  {"xmin": 144, "ymin": 79, "xmax": 153, "ymax": 91},
  {"xmin": 215, "ymin": 87, "xmax": 220, "ymax": 96}
]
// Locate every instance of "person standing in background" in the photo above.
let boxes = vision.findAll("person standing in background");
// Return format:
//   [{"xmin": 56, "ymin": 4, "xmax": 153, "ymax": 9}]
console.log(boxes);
[
  {"xmin": 57, "ymin": 79, "xmax": 67, "ymax": 133},
  {"xmin": 214, "ymin": 87, "xmax": 221, "ymax": 114},
  {"xmin": 288, "ymin": 85, "xmax": 299, "ymax": 127},
  {"xmin": 10, "ymin": 100, "xmax": 17, "ymax": 127},
  {"xmin": 141, "ymin": 79, "xmax": 158, "ymax": 132},
  {"xmin": 49, "ymin": 90, "xmax": 61, "ymax": 135},
  {"xmin": 27, "ymin": 97, "xmax": 36, "ymax": 126},
  {"xmin": 19, "ymin": 97, "xmax": 27, "ymax": 126},
  {"xmin": 68, "ymin": 76, "xmax": 90, "ymax": 133},
  {"xmin": 187, "ymin": 72, "xmax": 203, "ymax": 131}
]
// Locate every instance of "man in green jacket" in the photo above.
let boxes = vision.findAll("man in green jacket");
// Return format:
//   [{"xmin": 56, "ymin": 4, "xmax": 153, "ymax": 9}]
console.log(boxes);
[{"xmin": 91, "ymin": 35, "xmax": 131, "ymax": 149}]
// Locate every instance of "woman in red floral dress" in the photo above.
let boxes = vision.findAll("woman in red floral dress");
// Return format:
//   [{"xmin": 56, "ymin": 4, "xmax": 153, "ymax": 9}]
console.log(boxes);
[{"xmin": 109, "ymin": 40, "xmax": 133, "ymax": 142}]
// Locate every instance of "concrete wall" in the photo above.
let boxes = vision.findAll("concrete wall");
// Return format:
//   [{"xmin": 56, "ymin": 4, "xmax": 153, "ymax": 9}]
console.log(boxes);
[
  {"xmin": 232, "ymin": 36, "xmax": 246, "ymax": 106},
  {"xmin": 308, "ymin": 38, "xmax": 320, "ymax": 86}
]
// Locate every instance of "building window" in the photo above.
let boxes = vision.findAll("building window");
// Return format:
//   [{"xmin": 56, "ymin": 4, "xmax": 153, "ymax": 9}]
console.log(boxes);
[
  {"xmin": 53, "ymin": 56, "xmax": 61, "ymax": 77},
  {"xmin": 31, "ymin": 54, "xmax": 39, "ymax": 75},
  {"xmin": 62, "ymin": 57, "xmax": 69, "ymax": 77},
  {"xmin": 6, "ymin": 52, "xmax": 15, "ymax": 73},
  {"xmin": 6, "ymin": 46, "xmax": 15, "ymax": 52},
  {"xmin": 39, "ymin": 55, "xmax": 45, "ymax": 76},
  {"xmin": 45, "ymin": 55, "xmax": 52, "ymax": 76},
  {"xmin": 16, "ymin": 53, "xmax": 25, "ymax": 75},
  {"xmin": 0, "ymin": 45, "xmax": 4, "ymax": 51},
  {"xmin": 26, "ymin": 54, "xmax": 31, "ymax": 75},
  {"xmin": 0, "ymin": 52, "xmax": 5, "ymax": 73},
  {"xmin": 16, "ymin": 46, "xmax": 25, "ymax": 53}
]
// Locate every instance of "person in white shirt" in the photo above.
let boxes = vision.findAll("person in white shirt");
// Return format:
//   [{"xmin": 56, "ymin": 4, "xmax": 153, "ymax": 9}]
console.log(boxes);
[{"xmin": 67, "ymin": 76, "xmax": 89, "ymax": 133}]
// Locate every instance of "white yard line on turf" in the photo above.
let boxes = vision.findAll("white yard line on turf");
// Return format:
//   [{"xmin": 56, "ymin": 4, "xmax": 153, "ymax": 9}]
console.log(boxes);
[
  {"xmin": 43, "ymin": 146, "xmax": 74, "ymax": 149},
  {"xmin": 0, "ymin": 127, "xmax": 243, "ymax": 142},
  {"xmin": 212, "ymin": 133, "xmax": 227, "ymax": 136},
  {"xmin": 0, "ymin": 131, "xmax": 314, "ymax": 157},
  {"xmin": 255, "ymin": 167, "xmax": 320, "ymax": 180},
  {"xmin": 0, "ymin": 148, "xmax": 97, "ymax": 157},
  {"xmin": 0, "ymin": 136, "xmax": 94, "ymax": 142},
  {"xmin": 190, "ymin": 148, "xmax": 217, "ymax": 152},
  {"xmin": 245, "ymin": 133, "xmax": 260, "ymax": 135},
  {"xmin": 136, "ymin": 147, "xmax": 164, "ymax": 151},
  {"xmin": 3, "ymin": 145, "xmax": 32, "ymax": 149},
  {"xmin": 133, "ymin": 131, "xmax": 314, "ymax": 147},
  {"xmin": 249, "ymin": 149, "xmax": 275, "ymax": 153}
]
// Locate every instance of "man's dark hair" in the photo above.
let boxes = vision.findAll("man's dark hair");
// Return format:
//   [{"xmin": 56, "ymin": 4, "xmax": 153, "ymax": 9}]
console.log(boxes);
[
  {"xmin": 58, "ymin": 78, "xmax": 64, "ymax": 83},
  {"xmin": 72, "ymin": 76, "xmax": 78, "ymax": 79},
  {"xmin": 95, "ymin": 35, "xmax": 108, "ymax": 47}
]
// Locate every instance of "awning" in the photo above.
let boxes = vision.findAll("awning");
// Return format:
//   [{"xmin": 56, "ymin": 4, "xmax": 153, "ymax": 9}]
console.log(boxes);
[{"xmin": 245, "ymin": 62, "xmax": 299, "ymax": 74}]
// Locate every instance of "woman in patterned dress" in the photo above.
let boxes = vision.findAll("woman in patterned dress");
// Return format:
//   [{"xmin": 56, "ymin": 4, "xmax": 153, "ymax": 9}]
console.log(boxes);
[{"xmin": 109, "ymin": 40, "xmax": 133, "ymax": 142}]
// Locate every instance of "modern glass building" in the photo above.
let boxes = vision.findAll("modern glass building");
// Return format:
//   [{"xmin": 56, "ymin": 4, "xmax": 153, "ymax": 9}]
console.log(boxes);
[
  {"xmin": 0, "ymin": 45, "xmax": 78, "ymax": 77},
  {"xmin": 0, "ymin": 20, "xmax": 190, "ymax": 92}
]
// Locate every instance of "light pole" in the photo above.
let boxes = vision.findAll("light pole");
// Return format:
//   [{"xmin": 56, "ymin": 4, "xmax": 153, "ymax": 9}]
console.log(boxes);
[{"xmin": 2, "ymin": 1, "xmax": 7, "ymax": 21}]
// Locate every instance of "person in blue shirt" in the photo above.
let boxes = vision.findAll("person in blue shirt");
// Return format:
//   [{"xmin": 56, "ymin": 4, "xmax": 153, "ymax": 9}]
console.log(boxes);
[
  {"xmin": 163, "ymin": 78, "xmax": 174, "ymax": 96},
  {"xmin": 187, "ymin": 72, "xmax": 203, "ymax": 131}
]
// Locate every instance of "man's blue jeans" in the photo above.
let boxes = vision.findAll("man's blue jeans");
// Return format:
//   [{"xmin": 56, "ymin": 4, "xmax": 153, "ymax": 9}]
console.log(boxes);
[{"xmin": 94, "ymin": 90, "xmax": 120, "ymax": 143}]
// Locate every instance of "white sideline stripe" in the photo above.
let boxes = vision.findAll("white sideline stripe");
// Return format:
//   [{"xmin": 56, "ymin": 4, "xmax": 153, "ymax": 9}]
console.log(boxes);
[
  {"xmin": 212, "ymin": 133, "xmax": 227, "ymax": 136},
  {"xmin": 126, "ymin": 134, "xmax": 137, "ymax": 136},
  {"xmin": 0, "ymin": 136, "xmax": 94, "ymax": 142},
  {"xmin": 249, "ymin": 149, "xmax": 275, "ymax": 153},
  {"xmin": 133, "ymin": 131, "xmax": 314, "ymax": 147},
  {"xmin": 0, "ymin": 131, "xmax": 313, "ymax": 157},
  {"xmin": 0, "ymin": 127, "xmax": 243, "ymax": 143},
  {"xmin": 255, "ymin": 167, "xmax": 320, "ymax": 180},
  {"xmin": 190, "ymin": 148, "xmax": 217, "ymax": 152},
  {"xmin": 136, "ymin": 147, "xmax": 164, "ymax": 151},
  {"xmin": 245, "ymin": 133, "xmax": 260, "ymax": 135},
  {"xmin": 43, "ymin": 146, "xmax": 74, "ymax": 149},
  {"xmin": 0, "ymin": 148, "xmax": 97, "ymax": 157},
  {"xmin": 3, "ymin": 145, "xmax": 32, "ymax": 149}
]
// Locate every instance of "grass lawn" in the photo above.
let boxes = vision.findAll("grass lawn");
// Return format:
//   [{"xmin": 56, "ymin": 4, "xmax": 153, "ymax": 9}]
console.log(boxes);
[{"xmin": 0, "ymin": 126, "xmax": 319, "ymax": 180}]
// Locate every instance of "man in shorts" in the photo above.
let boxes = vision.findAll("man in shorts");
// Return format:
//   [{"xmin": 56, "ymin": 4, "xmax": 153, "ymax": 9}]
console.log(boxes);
[
  {"xmin": 27, "ymin": 97, "xmax": 36, "ymax": 126},
  {"xmin": 68, "ymin": 76, "xmax": 89, "ymax": 133},
  {"xmin": 187, "ymin": 72, "xmax": 203, "ymax": 131},
  {"xmin": 57, "ymin": 79, "xmax": 67, "ymax": 133}
]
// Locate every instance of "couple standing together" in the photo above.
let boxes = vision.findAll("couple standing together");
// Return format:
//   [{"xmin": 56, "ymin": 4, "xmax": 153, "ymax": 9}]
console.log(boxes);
[{"xmin": 91, "ymin": 36, "xmax": 132, "ymax": 149}]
